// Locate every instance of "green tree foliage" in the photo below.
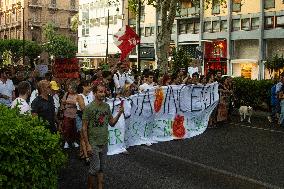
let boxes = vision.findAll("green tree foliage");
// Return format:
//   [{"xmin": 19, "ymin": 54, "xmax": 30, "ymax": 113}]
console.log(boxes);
[
  {"xmin": 43, "ymin": 22, "xmax": 77, "ymax": 58},
  {"xmin": 71, "ymin": 13, "xmax": 79, "ymax": 32},
  {"xmin": 172, "ymin": 48, "xmax": 191, "ymax": 74},
  {"xmin": 233, "ymin": 77, "xmax": 274, "ymax": 110},
  {"xmin": 265, "ymin": 54, "xmax": 284, "ymax": 78},
  {"xmin": 128, "ymin": 0, "xmax": 229, "ymax": 74},
  {"xmin": 0, "ymin": 39, "xmax": 42, "ymax": 66},
  {"xmin": 25, "ymin": 40, "xmax": 43, "ymax": 68},
  {"xmin": 0, "ymin": 105, "xmax": 67, "ymax": 189}
]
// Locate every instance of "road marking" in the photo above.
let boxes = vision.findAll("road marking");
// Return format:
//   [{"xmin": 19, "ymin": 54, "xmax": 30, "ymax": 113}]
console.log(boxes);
[
  {"xmin": 229, "ymin": 122, "xmax": 284, "ymax": 134},
  {"xmin": 141, "ymin": 146, "xmax": 282, "ymax": 189}
]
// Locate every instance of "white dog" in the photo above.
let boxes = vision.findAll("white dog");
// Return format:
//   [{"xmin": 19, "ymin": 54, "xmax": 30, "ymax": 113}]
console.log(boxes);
[{"xmin": 239, "ymin": 106, "xmax": 253, "ymax": 123}]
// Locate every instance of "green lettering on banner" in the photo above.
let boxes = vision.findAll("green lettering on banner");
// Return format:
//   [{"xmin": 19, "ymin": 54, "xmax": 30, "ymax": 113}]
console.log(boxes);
[
  {"xmin": 108, "ymin": 130, "xmax": 114, "ymax": 145},
  {"xmin": 163, "ymin": 119, "xmax": 172, "ymax": 137},
  {"xmin": 114, "ymin": 129, "xmax": 123, "ymax": 144},
  {"xmin": 144, "ymin": 122, "xmax": 154, "ymax": 137},
  {"xmin": 132, "ymin": 122, "xmax": 139, "ymax": 137},
  {"xmin": 108, "ymin": 129, "xmax": 123, "ymax": 145}
]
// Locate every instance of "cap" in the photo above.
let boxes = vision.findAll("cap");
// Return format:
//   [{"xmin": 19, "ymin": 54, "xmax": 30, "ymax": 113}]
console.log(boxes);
[{"xmin": 50, "ymin": 81, "xmax": 60, "ymax": 91}]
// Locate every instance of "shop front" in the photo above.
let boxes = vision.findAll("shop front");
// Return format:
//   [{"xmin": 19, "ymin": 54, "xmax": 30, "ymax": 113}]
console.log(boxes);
[
  {"xmin": 204, "ymin": 40, "xmax": 227, "ymax": 75},
  {"xmin": 231, "ymin": 59, "xmax": 258, "ymax": 80}
]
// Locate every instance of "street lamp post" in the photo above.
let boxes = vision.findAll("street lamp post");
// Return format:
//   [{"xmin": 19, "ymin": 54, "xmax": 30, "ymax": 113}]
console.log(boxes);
[
  {"xmin": 105, "ymin": 9, "xmax": 109, "ymax": 64},
  {"xmin": 137, "ymin": 0, "xmax": 141, "ymax": 73},
  {"xmin": 105, "ymin": 6, "xmax": 119, "ymax": 64},
  {"xmin": 22, "ymin": 6, "xmax": 25, "ymax": 66}
]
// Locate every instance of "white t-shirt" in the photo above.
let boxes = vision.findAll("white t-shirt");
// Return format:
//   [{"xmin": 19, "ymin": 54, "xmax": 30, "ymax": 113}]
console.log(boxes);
[
  {"xmin": 276, "ymin": 82, "xmax": 283, "ymax": 93},
  {"xmin": 53, "ymin": 94, "xmax": 60, "ymax": 113},
  {"xmin": 29, "ymin": 89, "xmax": 38, "ymax": 107},
  {"xmin": 139, "ymin": 83, "xmax": 154, "ymax": 92},
  {"xmin": 87, "ymin": 91, "xmax": 94, "ymax": 102},
  {"xmin": 0, "ymin": 79, "xmax": 15, "ymax": 106},
  {"xmin": 11, "ymin": 97, "xmax": 30, "ymax": 114},
  {"xmin": 113, "ymin": 72, "xmax": 134, "ymax": 90}
]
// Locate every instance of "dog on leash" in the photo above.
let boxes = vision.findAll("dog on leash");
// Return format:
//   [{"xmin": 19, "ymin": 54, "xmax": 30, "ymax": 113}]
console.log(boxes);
[{"xmin": 239, "ymin": 106, "xmax": 253, "ymax": 123}]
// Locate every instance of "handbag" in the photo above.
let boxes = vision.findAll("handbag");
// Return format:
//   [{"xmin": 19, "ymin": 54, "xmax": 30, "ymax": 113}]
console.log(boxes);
[
  {"xmin": 58, "ymin": 92, "xmax": 70, "ymax": 120},
  {"xmin": 278, "ymin": 92, "xmax": 284, "ymax": 99}
]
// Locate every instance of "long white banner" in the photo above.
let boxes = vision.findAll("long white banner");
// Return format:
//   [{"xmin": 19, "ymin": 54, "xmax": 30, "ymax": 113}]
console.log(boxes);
[{"xmin": 107, "ymin": 83, "xmax": 219, "ymax": 155}]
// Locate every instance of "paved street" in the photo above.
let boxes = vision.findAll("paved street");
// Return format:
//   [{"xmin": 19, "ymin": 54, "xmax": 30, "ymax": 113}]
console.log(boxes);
[{"xmin": 59, "ymin": 116, "xmax": 284, "ymax": 189}]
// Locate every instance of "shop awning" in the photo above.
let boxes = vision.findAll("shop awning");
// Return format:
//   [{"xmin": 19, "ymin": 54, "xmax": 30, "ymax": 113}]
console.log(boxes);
[{"xmin": 231, "ymin": 59, "xmax": 258, "ymax": 64}]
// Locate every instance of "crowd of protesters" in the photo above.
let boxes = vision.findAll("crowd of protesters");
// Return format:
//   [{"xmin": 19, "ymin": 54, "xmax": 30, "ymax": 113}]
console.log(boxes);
[{"xmin": 0, "ymin": 62, "xmax": 236, "ymax": 189}]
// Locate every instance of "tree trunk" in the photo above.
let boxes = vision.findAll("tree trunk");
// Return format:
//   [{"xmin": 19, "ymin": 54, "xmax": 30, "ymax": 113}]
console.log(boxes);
[
  {"xmin": 156, "ymin": 34, "xmax": 170, "ymax": 75},
  {"xmin": 155, "ymin": 0, "xmax": 178, "ymax": 75}
]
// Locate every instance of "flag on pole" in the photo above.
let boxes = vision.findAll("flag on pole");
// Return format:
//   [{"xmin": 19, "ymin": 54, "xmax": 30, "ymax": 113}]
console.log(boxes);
[{"xmin": 113, "ymin": 25, "xmax": 140, "ymax": 61}]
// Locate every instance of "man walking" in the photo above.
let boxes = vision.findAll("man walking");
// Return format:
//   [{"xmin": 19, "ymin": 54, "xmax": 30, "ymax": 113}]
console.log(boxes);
[
  {"xmin": 0, "ymin": 68, "xmax": 15, "ymax": 107},
  {"xmin": 11, "ymin": 81, "xmax": 31, "ymax": 114},
  {"xmin": 31, "ymin": 80, "xmax": 57, "ymax": 133},
  {"xmin": 82, "ymin": 84, "xmax": 123, "ymax": 189}
]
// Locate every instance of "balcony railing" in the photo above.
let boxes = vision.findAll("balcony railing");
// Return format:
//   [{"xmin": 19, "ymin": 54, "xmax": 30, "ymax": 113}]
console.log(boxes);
[
  {"xmin": 70, "ymin": 6, "xmax": 78, "ymax": 12},
  {"xmin": 15, "ymin": 20, "xmax": 21, "ymax": 27},
  {"xmin": 48, "ymin": 3, "xmax": 58, "ymax": 10},
  {"xmin": 176, "ymin": 7, "xmax": 200, "ymax": 18},
  {"xmin": 129, "ymin": 18, "xmax": 136, "ymax": 26},
  {"xmin": 28, "ymin": 1, "xmax": 43, "ymax": 8},
  {"xmin": 28, "ymin": 19, "xmax": 42, "ymax": 27}
]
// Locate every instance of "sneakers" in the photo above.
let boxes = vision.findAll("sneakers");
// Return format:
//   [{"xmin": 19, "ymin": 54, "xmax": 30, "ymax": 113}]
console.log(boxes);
[
  {"xmin": 145, "ymin": 142, "xmax": 152, "ymax": 146},
  {"xmin": 64, "ymin": 142, "xmax": 69, "ymax": 149},
  {"xmin": 267, "ymin": 116, "xmax": 272, "ymax": 123},
  {"xmin": 122, "ymin": 150, "xmax": 130, "ymax": 155},
  {"xmin": 73, "ymin": 142, "xmax": 79, "ymax": 148}
]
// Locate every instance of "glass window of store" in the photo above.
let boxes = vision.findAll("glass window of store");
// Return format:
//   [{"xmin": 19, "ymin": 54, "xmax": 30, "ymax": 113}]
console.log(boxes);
[
  {"xmin": 276, "ymin": 15, "xmax": 284, "ymax": 27},
  {"xmin": 82, "ymin": 4, "xmax": 89, "ymax": 37},
  {"xmin": 194, "ymin": 22, "xmax": 200, "ymax": 33},
  {"xmin": 204, "ymin": 21, "xmax": 212, "ymax": 32},
  {"xmin": 151, "ymin": 26, "xmax": 155, "ymax": 36},
  {"xmin": 140, "ymin": 5, "xmax": 145, "ymax": 22},
  {"xmin": 265, "ymin": 16, "xmax": 274, "ymax": 29},
  {"xmin": 220, "ymin": 20, "xmax": 227, "ymax": 32},
  {"xmin": 140, "ymin": 27, "xmax": 145, "ymax": 36},
  {"xmin": 232, "ymin": 19, "xmax": 240, "ymax": 31},
  {"xmin": 212, "ymin": 0, "xmax": 220, "ymax": 14},
  {"xmin": 241, "ymin": 18, "xmax": 250, "ymax": 30},
  {"xmin": 264, "ymin": 0, "xmax": 275, "ymax": 9},
  {"xmin": 171, "ymin": 24, "xmax": 176, "ymax": 34},
  {"xmin": 251, "ymin": 17, "xmax": 259, "ymax": 30},
  {"xmin": 232, "ymin": 0, "xmax": 241, "ymax": 12},
  {"xmin": 145, "ymin": 27, "xmax": 151, "ymax": 37},
  {"xmin": 179, "ymin": 23, "xmax": 187, "ymax": 34},
  {"xmin": 212, "ymin": 20, "xmax": 220, "ymax": 32},
  {"xmin": 187, "ymin": 22, "xmax": 194, "ymax": 33},
  {"xmin": 157, "ymin": 26, "xmax": 161, "ymax": 34}
]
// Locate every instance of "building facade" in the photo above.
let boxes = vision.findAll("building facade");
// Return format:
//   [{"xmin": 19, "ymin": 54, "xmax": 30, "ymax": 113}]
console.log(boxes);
[
  {"xmin": 77, "ymin": 0, "xmax": 126, "ymax": 68},
  {"xmin": 0, "ymin": 0, "xmax": 78, "ymax": 64},
  {"xmin": 177, "ymin": 0, "xmax": 284, "ymax": 79},
  {"xmin": 77, "ymin": 0, "xmax": 284, "ymax": 78}
]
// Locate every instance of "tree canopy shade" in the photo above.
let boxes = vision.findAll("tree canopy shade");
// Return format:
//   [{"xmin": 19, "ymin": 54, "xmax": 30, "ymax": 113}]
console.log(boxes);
[
  {"xmin": 43, "ymin": 22, "xmax": 77, "ymax": 59},
  {"xmin": 71, "ymin": 13, "xmax": 79, "ymax": 32},
  {"xmin": 0, "ymin": 39, "xmax": 42, "ymax": 67}
]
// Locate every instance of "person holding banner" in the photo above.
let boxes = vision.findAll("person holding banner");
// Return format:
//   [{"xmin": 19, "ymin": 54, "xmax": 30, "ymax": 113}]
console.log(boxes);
[
  {"xmin": 82, "ymin": 84, "xmax": 124, "ymax": 189},
  {"xmin": 113, "ymin": 62, "xmax": 134, "ymax": 94}
]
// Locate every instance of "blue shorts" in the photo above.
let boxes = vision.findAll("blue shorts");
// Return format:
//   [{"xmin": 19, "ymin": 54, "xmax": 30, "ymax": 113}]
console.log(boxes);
[{"xmin": 75, "ymin": 114, "xmax": 82, "ymax": 132}]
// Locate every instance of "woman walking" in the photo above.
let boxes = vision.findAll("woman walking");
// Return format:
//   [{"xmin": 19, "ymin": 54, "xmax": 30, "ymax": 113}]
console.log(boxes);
[
  {"xmin": 76, "ymin": 80, "xmax": 93, "ymax": 163},
  {"xmin": 61, "ymin": 82, "xmax": 79, "ymax": 149}
]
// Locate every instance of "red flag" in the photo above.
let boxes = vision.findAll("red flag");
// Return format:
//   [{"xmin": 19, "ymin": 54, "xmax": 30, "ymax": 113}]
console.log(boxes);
[{"xmin": 113, "ymin": 25, "xmax": 140, "ymax": 61}]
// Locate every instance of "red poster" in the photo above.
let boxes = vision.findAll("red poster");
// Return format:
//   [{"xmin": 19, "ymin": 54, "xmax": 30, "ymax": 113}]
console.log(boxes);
[{"xmin": 52, "ymin": 58, "xmax": 80, "ymax": 78}]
